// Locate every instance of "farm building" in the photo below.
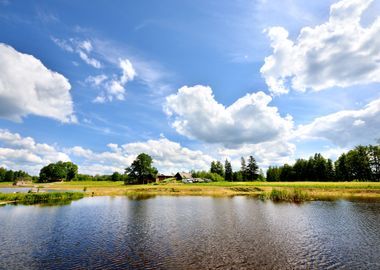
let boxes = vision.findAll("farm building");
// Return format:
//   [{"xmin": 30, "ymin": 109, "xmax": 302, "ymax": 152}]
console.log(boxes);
[
  {"xmin": 156, "ymin": 174, "xmax": 174, "ymax": 182},
  {"xmin": 175, "ymin": 172, "xmax": 192, "ymax": 181}
]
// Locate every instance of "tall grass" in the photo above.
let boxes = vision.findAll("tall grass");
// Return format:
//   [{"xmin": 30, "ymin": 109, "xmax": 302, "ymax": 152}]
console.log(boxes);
[
  {"xmin": 0, "ymin": 192, "xmax": 84, "ymax": 205},
  {"xmin": 260, "ymin": 188, "xmax": 310, "ymax": 203}
]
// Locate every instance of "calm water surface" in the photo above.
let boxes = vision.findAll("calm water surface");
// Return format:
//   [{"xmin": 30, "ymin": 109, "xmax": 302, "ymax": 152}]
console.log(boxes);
[
  {"xmin": 0, "ymin": 188, "xmax": 31, "ymax": 193},
  {"xmin": 1, "ymin": 196, "xmax": 380, "ymax": 269}
]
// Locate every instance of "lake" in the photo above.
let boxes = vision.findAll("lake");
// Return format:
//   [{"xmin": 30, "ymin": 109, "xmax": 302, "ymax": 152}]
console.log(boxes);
[
  {"xmin": 0, "ymin": 188, "xmax": 32, "ymax": 193},
  {"xmin": 1, "ymin": 196, "xmax": 380, "ymax": 269}
]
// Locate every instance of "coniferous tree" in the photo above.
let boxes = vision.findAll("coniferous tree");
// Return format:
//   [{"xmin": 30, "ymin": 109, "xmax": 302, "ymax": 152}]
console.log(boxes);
[
  {"xmin": 224, "ymin": 159, "xmax": 233, "ymax": 181},
  {"xmin": 210, "ymin": 161, "xmax": 224, "ymax": 177},
  {"xmin": 246, "ymin": 156, "xmax": 259, "ymax": 181},
  {"xmin": 241, "ymin": 157, "xmax": 247, "ymax": 181}
]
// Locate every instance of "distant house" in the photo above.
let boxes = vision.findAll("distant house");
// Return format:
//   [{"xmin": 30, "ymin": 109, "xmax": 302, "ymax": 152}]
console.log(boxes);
[
  {"xmin": 175, "ymin": 172, "xmax": 192, "ymax": 181},
  {"xmin": 157, "ymin": 174, "xmax": 174, "ymax": 182}
]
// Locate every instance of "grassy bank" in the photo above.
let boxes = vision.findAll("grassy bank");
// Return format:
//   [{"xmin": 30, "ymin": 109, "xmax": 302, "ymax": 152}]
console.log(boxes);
[
  {"xmin": 3, "ymin": 181, "xmax": 380, "ymax": 202},
  {"xmin": 259, "ymin": 189, "xmax": 310, "ymax": 203},
  {"xmin": 10, "ymin": 181, "xmax": 380, "ymax": 201},
  {"xmin": 0, "ymin": 182, "xmax": 15, "ymax": 187},
  {"xmin": 0, "ymin": 192, "xmax": 84, "ymax": 205}
]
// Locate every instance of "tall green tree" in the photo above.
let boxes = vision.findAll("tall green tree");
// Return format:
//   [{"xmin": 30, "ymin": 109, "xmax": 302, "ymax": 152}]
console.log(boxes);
[
  {"xmin": 266, "ymin": 166, "xmax": 281, "ymax": 182},
  {"xmin": 241, "ymin": 157, "xmax": 247, "ymax": 181},
  {"xmin": 246, "ymin": 156, "xmax": 259, "ymax": 181},
  {"xmin": 39, "ymin": 163, "xmax": 66, "ymax": 183},
  {"xmin": 38, "ymin": 161, "xmax": 78, "ymax": 183},
  {"xmin": 62, "ymin": 162, "xmax": 78, "ymax": 181},
  {"xmin": 5, "ymin": 170, "xmax": 15, "ymax": 182},
  {"xmin": 335, "ymin": 153, "xmax": 349, "ymax": 181},
  {"xmin": 232, "ymin": 171, "xmax": 243, "ymax": 182},
  {"xmin": 0, "ymin": 167, "xmax": 7, "ymax": 182},
  {"xmin": 111, "ymin": 172, "xmax": 123, "ymax": 181},
  {"xmin": 125, "ymin": 153, "xmax": 158, "ymax": 184},
  {"xmin": 313, "ymin": 153, "xmax": 327, "ymax": 181},
  {"xmin": 368, "ymin": 145, "xmax": 380, "ymax": 181},
  {"xmin": 210, "ymin": 161, "xmax": 224, "ymax": 176},
  {"xmin": 346, "ymin": 146, "xmax": 371, "ymax": 181},
  {"xmin": 224, "ymin": 159, "xmax": 233, "ymax": 181},
  {"xmin": 293, "ymin": 159, "xmax": 308, "ymax": 181}
]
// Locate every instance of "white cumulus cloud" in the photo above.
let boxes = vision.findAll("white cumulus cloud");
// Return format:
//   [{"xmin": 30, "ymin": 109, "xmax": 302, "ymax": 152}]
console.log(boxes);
[
  {"xmin": 164, "ymin": 85, "xmax": 294, "ymax": 147},
  {"xmin": 296, "ymin": 98, "xmax": 380, "ymax": 147},
  {"xmin": 0, "ymin": 129, "xmax": 70, "ymax": 175},
  {"xmin": 260, "ymin": 0, "xmax": 380, "ymax": 95},
  {"xmin": 0, "ymin": 43, "xmax": 76, "ymax": 123},
  {"xmin": 67, "ymin": 137, "xmax": 213, "ymax": 175}
]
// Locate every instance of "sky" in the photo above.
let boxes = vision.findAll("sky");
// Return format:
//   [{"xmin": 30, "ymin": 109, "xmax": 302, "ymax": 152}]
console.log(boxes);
[{"xmin": 0, "ymin": 0, "xmax": 380, "ymax": 175}]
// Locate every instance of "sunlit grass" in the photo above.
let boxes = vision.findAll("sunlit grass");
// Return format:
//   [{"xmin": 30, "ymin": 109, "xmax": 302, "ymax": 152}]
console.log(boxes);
[
  {"xmin": 0, "ymin": 182, "xmax": 15, "ymax": 187},
  {"xmin": 6, "ymin": 180, "xmax": 380, "ymax": 202}
]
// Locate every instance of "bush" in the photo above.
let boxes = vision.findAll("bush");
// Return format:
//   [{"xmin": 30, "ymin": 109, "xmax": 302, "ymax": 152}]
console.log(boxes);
[
  {"xmin": 0, "ymin": 192, "xmax": 84, "ymax": 205},
  {"xmin": 191, "ymin": 171, "xmax": 224, "ymax": 182}
]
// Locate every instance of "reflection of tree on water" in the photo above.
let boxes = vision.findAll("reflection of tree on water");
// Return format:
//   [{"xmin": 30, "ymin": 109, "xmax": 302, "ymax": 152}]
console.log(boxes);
[
  {"xmin": 20, "ymin": 199, "xmax": 74, "ymax": 207},
  {"xmin": 122, "ymin": 196, "xmax": 165, "ymax": 269},
  {"xmin": 126, "ymin": 194, "xmax": 156, "ymax": 201}
]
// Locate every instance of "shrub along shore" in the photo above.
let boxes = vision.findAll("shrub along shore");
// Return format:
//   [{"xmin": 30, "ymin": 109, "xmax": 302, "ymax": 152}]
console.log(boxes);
[
  {"xmin": 0, "ymin": 191, "xmax": 84, "ymax": 205},
  {"xmin": 2, "ymin": 181, "xmax": 380, "ymax": 203}
]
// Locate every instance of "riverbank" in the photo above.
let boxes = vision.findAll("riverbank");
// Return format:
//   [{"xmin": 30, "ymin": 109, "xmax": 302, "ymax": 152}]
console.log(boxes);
[
  {"xmin": 0, "ymin": 191, "xmax": 84, "ymax": 205},
  {"xmin": 2, "ymin": 181, "xmax": 380, "ymax": 202}
]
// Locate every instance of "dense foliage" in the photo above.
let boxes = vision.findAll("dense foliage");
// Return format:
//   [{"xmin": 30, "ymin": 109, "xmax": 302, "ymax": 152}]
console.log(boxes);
[
  {"xmin": 210, "ymin": 161, "xmax": 224, "ymax": 176},
  {"xmin": 267, "ymin": 145, "xmax": 380, "ymax": 182},
  {"xmin": 191, "ymin": 171, "xmax": 225, "ymax": 182},
  {"xmin": 39, "ymin": 161, "xmax": 78, "ymax": 183},
  {"xmin": 125, "ymin": 153, "xmax": 158, "ymax": 184},
  {"xmin": 72, "ymin": 173, "xmax": 126, "ymax": 181},
  {"xmin": 0, "ymin": 167, "xmax": 31, "ymax": 182},
  {"xmin": 0, "ymin": 192, "xmax": 84, "ymax": 205}
]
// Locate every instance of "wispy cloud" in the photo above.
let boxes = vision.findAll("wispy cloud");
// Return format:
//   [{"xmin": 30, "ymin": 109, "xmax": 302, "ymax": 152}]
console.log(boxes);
[
  {"xmin": 35, "ymin": 7, "xmax": 59, "ymax": 23},
  {"xmin": 51, "ymin": 37, "xmax": 102, "ymax": 68},
  {"xmin": 52, "ymin": 33, "xmax": 174, "ymax": 103},
  {"xmin": 91, "ymin": 38, "xmax": 174, "ymax": 97}
]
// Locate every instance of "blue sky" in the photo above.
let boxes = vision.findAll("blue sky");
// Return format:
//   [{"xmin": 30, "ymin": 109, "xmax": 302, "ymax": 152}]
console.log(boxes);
[{"xmin": 0, "ymin": 0, "xmax": 380, "ymax": 175}]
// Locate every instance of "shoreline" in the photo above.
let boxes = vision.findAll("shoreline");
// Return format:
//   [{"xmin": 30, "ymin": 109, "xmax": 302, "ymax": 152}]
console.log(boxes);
[{"xmin": 2, "ymin": 181, "xmax": 380, "ymax": 203}]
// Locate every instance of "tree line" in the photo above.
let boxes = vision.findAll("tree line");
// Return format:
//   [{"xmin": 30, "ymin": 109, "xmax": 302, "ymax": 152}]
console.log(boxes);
[
  {"xmin": 267, "ymin": 145, "xmax": 380, "ymax": 182},
  {"xmin": 35, "ymin": 153, "xmax": 158, "ymax": 184},
  {"xmin": 0, "ymin": 167, "xmax": 33, "ymax": 182},
  {"xmin": 1, "ymin": 154, "xmax": 264, "ymax": 184},
  {"xmin": 192, "ymin": 156, "xmax": 264, "ymax": 182},
  {"xmin": 37, "ymin": 161, "xmax": 129, "ymax": 183}
]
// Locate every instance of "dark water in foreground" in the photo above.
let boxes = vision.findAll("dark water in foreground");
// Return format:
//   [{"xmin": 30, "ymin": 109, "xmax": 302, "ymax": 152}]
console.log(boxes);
[{"xmin": 1, "ymin": 196, "xmax": 380, "ymax": 270}]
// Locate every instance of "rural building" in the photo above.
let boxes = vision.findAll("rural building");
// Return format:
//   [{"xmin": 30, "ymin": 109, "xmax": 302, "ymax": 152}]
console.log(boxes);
[
  {"xmin": 156, "ymin": 174, "xmax": 174, "ymax": 182},
  {"xmin": 175, "ymin": 172, "xmax": 192, "ymax": 181}
]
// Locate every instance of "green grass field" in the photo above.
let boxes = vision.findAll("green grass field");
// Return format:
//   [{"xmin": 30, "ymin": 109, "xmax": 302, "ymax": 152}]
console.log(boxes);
[{"xmin": 192, "ymin": 181, "xmax": 380, "ymax": 189}]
